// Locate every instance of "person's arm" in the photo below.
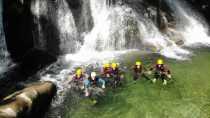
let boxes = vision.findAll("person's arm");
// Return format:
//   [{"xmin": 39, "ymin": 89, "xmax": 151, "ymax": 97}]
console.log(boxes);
[
  {"xmin": 164, "ymin": 65, "xmax": 171, "ymax": 74},
  {"xmin": 149, "ymin": 65, "xmax": 155, "ymax": 71},
  {"xmin": 164, "ymin": 65, "xmax": 172, "ymax": 78},
  {"xmin": 131, "ymin": 65, "xmax": 135, "ymax": 70},
  {"xmin": 147, "ymin": 65, "xmax": 155, "ymax": 75},
  {"xmin": 72, "ymin": 76, "xmax": 76, "ymax": 81},
  {"xmin": 142, "ymin": 65, "xmax": 148, "ymax": 72}
]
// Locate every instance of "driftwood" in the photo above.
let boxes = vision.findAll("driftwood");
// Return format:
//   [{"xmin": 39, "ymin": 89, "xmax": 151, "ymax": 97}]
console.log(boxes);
[{"xmin": 0, "ymin": 81, "xmax": 56, "ymax": 118}]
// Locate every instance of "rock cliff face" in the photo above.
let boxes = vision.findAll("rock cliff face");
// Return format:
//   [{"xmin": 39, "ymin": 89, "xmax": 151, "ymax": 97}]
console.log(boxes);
[
  {"xmin": 3, "ymin": 0, "xmax": 34, "ymax": 62},
  {"xmin": 3, "ymin": 0, "xmax": 60, "ymax": 63},
  {"xmin": 186, "ymin": 0, "xmax": 210, "ymax": 22}
]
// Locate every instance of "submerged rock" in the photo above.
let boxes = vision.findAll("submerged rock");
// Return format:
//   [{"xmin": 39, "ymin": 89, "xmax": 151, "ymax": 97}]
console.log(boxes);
[{"xmin": 0, "ymin": 81, "xmax": 56, "ymax": 118}]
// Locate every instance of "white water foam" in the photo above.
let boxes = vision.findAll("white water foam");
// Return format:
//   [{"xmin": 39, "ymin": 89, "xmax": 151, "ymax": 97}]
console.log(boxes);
[{"xmin": 167, "ymin": 0, "xmax": 210, "ymax": 47}]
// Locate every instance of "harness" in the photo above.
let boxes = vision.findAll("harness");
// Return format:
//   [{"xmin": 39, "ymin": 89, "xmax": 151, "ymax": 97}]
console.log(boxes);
[{"xmin": 134, "ymin": 65, "xmax": 143, "ymax": 73}]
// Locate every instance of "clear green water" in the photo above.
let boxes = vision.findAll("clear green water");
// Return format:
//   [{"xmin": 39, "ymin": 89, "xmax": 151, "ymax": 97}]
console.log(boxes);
[{"xmin": 64, "ymin": 49, "xmax": 210, "ymax": 118}]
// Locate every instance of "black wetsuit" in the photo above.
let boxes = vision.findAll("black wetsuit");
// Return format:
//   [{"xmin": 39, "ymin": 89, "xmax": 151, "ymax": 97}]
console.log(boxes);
[{"xmin": 133, "ymin": 65, "xmax": 143, "ymax": 80}]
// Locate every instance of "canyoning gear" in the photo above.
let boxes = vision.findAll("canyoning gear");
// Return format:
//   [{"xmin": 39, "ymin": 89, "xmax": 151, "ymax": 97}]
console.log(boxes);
[
  {"xmin": 101, "ymin": 64, "xmax": 113, "ymax": 86},
  {"xmin": 155, "ymin": 64, "xmax": 171, "ymax": 75},
  {"xmin": 136, "ymin": 61, "xmax": 142, "ymax": 66},
  {"xmin": 84, "ymin": 73, "xmax": 106, "ymax": 98},
  {"xmin": 110, "ymin": 67, "xmax": 124, "ymax": 88},
  {"xmin": 76, "ymin": 69, "xmax": 82, "ymax": 76},
  {"xmin": 73, "ymin": 74, "xmax": 84, "ymax": 81},
  {"xmin": 133, "ymin": 65, "xmax": 143, "ymax": 81},
  {"xmin": 110, "ymin": 67, "xmax": 119, "ymax": 75},
  {"xmin": 86, "ymin": 74, "xmax": 106, "ymax": 88},
  {"xmin": 157, "ymin": 59, "xmax": 164, "ymax": 65},
  {"xmin": 133, "ymin": 65, "xmax": 143, "ymax": 74},
  {"xmin": 150, "ymin": 60, "xmax": 172, "ymax": 85},
  {"xmin": 132, "ymin": 61, "xmax": 148, "ymax": 81},
  {"xmin": 111, "ymin": 63, "xmax": 118, "ymax": 69},
  {"xmin": 71, "ymin": 74, "xmax": 86, "ymax": 91},
  {"xmin": 102, "ymin": 64, "xmax": 111, "ymax": 74},
  {"xmin": 90, "ymin": 77, "xmax": 105, "ymax": 88},
  {"xmin": 71, "ymin": 68, "xmax": 87, "ymax": 91},
  {"xmin": 103, "ymin": 63, "xmax": 110, "ymax": 68}
]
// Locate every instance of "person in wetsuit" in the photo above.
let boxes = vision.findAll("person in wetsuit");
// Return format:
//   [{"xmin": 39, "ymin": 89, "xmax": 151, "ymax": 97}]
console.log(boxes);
[{"xmin": 149, "ymin": 59, "xmax": 172, "ymax": 85}]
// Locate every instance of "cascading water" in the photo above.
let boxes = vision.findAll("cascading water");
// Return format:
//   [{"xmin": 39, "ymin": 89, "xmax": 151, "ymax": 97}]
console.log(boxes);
[
  {"xmin": 166, "ymin": 0, "xmax": 210, "ymax": 47},
  {"xmin": 29, "ymin": 0, "xmax": 210, "ymax": 117},
  {"xmin": 31, "ymin": 0, "xmax": 80, "ymax": 54},
  {"xmin": 65, "ymin": 0, "xmax": 192, "ymax": 62},
  {"xmin": 57, "ymin": 0, "xmax": 81, "ymax": 53},
  {"xmin": 0, "ymin": 0, "xmax": 9, "ymax": 74}
]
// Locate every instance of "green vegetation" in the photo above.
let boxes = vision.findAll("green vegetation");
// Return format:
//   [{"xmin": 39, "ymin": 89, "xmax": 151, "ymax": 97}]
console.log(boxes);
[{"xmin": 64, "ymin": 49, "xmax": 210, "ymax": 118}]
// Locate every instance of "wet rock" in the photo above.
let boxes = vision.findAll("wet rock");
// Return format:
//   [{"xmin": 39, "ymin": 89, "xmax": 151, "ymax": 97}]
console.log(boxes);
[
  {"xmin": 3, "ymin": 0, "xmax": 60, "ymax": 62},
  {"xmin": 3, "ymin": 0, "xmax": 34, "ymax": 62},
  {"xmin": 0, "ymin": 81, "xmax": 56, "ymax": 118},
  {"xmin": 186, "ymin": 0, "xmax": 210, "ymax": 23}
]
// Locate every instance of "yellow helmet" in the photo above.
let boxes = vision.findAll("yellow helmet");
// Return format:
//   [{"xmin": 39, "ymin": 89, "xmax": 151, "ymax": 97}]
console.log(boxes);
[
  {"xmin": 76, "ymin": 69, "xmax": 82, "ymax": 76},
  {"xmin": 136, "ymin": 61, "xmax": 142, "ymax": 66},
  {"xmin": 105, "ymin": 63, "xmax": 110, "ymax": 68},
  {"xmin": 111, "ymin": 63, "xmax": 118, "ymax": 69},
  {"xmin": 157, "ymin": 59, "xmax": 164, "ymax": 65}
]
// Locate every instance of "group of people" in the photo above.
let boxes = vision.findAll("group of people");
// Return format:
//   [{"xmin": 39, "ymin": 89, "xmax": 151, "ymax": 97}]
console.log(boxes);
[
  {"xmin": 70, "ymin": 58, "xmax": 172, "ymax": 98},
  {"xmin": 132, "ymin": 59, "xmax": 171, "ymax": 85}
]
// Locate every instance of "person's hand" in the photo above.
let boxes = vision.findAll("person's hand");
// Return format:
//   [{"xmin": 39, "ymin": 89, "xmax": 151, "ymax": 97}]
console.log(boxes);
[
  {"xmin": 152, "ymin": 79, "xmax": 156, "ymax": 83},
  {"xmin": 120, "ymin": 74, "xmax": 124, "ymax": 79},
  {"xmin": 167, "ymin": 74, "xmax": 172, "ymax": 79},
  {"xmin": 102, "ymin": 84, "xmax": 106, "ymax": 89}
]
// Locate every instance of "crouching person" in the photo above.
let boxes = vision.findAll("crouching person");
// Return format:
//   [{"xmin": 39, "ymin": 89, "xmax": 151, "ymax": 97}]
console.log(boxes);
[
  {"xmin": 85, "ymin": 72, "xmax": 106, "ymax": 103},
  {"xmin": 149, "ymin": 59, "xmax": 172, "ymax": 85},
  {"xmin": 132, "ymin": 61, "xmax": 147, "ymax": 82},
  {"xmin": 72, "ymin": 68, "xmax": 86, "ymax": 90},
  {"xmin": 110, "ymin": 63, "xmax": 124, "ymax": 88},
  {"xmin": 101, "ymin": 63, "xmax": 112, "ymax": 86}
]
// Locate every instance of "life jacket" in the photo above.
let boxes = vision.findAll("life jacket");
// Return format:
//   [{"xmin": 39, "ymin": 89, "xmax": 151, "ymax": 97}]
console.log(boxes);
[
  {"xmin": 89, "ymin": 77, "xmax": 99, "ymax": 86},
  {"xmin": 110, "ymin": 67, "xmax": 119, "ymax": 76},
  {"xmin": 155, "ymin": 64, "xmax": 170, "ymax": 74},
  {"xmin": 73, "ymin": 75, "xmax": 84, "ymax": 81},
  {"xmin": 103, "ymin": 67, "xmax": 112, "ymax": 75},
  {"xmin": 134, "ymin": 65, "xmax": 143, "ymax": 73},
  {"xmin": 156, "ymin": 64, "xmax": 165, "ymax": 71}
]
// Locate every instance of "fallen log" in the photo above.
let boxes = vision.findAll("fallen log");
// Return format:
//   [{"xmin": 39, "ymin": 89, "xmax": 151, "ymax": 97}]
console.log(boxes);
[{"xmin": 0, "ymin": 81, "xmax": 56, "ymax": 118}]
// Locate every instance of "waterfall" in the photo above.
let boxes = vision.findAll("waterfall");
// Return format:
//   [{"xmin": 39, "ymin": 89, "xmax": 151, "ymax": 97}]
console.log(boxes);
[
  {"xmin": 65, "ymin": 0, "xmax": 191, "ymax": 63},
  {"xmin": 0, "ymin": 0, "xmax": 9, "ymax": 73},
  {"xmin": 57, "ymin": 0, "xmax": 80, "ymax": 53},
  {"xmin": 166, "ymin": 0, "xmax": 210, "ymax": 47},
  {"xmin": 31, "ymin": 0, "xmax": 210, "ymax": 64},
  {"xmin": 31, "ymin": 0, "xmax": 80, "ymax": 54}
]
